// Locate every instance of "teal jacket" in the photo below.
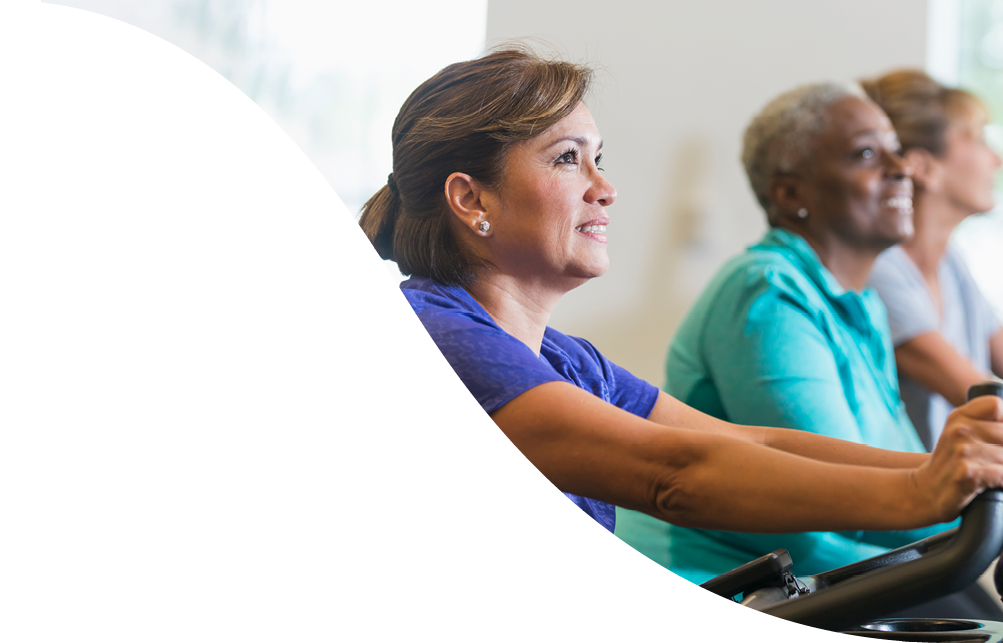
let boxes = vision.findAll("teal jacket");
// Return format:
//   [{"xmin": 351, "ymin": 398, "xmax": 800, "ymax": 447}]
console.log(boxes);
[{"xmin": 615, "ymin": 228, "xmax": 953, "ymax": 584}]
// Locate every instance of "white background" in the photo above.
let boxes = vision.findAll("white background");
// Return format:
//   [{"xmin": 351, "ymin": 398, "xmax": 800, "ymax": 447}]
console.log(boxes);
[{"xmin": 0, "ymin": 2, "xmax": 916, "ymax": 641}]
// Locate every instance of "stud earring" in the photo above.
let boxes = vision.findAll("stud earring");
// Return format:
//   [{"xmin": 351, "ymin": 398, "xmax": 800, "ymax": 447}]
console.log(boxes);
[
  {"xmin": 478, "ymin": 221, "xmax": 491, "ymax": 233},
  {"xmin": 797, "ymin": 208, "xmax": 808, "ymax": 219}
]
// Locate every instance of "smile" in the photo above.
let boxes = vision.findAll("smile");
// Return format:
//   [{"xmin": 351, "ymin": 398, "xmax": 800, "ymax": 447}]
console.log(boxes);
[
  {"xmin": 882, "ymin": 196, "xmax": 913, "ymax": 213},
  {"xmin": 575, "ymin": 224, "xmax": 607, "ymax": 233}
]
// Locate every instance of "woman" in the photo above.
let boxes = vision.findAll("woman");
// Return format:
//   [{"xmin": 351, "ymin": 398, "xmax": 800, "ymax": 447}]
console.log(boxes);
[
  {"xmin": 863, "ymin": 71, "xmax": 1003, "ymax": 451},
  {"xmin": 614, "ymin": 81, "xmax": 1000, "ymax": 617},
  {"xmin": 358, "ymin": 49, "xmax": 1003, "ymax": 580}
]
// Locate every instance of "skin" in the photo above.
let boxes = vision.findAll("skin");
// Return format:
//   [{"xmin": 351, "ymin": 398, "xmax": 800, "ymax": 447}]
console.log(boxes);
[
  {"xmin": 769, "ymin": 95, "xmax": 915, "ymax": 291},
  {"xmin": 439, "ymin": 101, "xmax": 1003, "ymax": 533},
  {"xmin": 890, "ymin": 107, "xmax": 1003, "ymax": 406}
]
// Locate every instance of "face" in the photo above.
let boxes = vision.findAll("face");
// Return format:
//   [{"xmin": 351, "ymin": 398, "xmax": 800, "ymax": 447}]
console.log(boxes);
[
  {"xmin": 938, "ymin": 109, "xmax": 1001, "ymax": 215},
  {"xmin": 482, "ymin": 102, "xmax": 616, "ymax": 288},
  {"xmin": 800, "ymin": 96, "xmax": 914, "ymax": 250}
]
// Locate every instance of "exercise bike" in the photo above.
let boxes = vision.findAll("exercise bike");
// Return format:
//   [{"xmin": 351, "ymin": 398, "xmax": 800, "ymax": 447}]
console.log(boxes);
[{"xmin": 701, "ymin": 382, "xmax": 1003, "ymax": 641}]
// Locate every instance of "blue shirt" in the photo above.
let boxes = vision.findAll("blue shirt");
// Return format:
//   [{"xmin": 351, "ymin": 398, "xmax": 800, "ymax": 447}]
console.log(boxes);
[
  {"xmin": 614, "ymin": 228, "xmax": 951, "ymax": 583},
  {"xmin": 402, "ymin": 276, "xmax": 660, "ymax": 532}
]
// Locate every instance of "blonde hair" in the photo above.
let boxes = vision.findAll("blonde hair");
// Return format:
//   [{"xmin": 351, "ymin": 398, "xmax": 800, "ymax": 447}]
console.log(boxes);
[
  {"xmin": 358, "ymin": 47, "xmax": 593, "ymax": 286},
  {"xmin": 861, "ymin": 70, "xmax": 986, "ymax": 156}
]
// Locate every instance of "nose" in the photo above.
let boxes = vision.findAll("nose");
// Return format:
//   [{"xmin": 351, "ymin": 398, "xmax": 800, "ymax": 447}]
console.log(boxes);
[
  {"xmin": 883, "ymin": 148, "xmax": 913, "ymax": 182},
  {"xmin": 586, "ymin": 170, "xmax": 617, "ymax": 207}
]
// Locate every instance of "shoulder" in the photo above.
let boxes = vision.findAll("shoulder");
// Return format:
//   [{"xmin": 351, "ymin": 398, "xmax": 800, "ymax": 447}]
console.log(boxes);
[
  {"xmin": 942, "ymin": 244, "xmax": 1000, "ymax": 328},
  {"xmin": 545, "ymin": 329, "xmax": 659, "ymax": 418},
  {"xmin": 942, "ymin": 244, "xmax": 979, "ymax": 286},
  {"xmin": 542, "ymin": 328, "xmax": 606, "ymax": 376},
  {"xmin": 671, "ymin": 244, "xmax": 825, "ymax": 360},
  {"xmin": 870, "ymin": 245, "xmax": 912, "ymax": 276},
  {"xmin": 868, "ymin": 247, "xmax": 921, "ymax": 295},
  {"xmin": 695, "ymin": 245, "xmax": 822, "ymax": 321},
  {"xmin": 401, "ymin": 276, "xmax": 494, "ymax": 333}
]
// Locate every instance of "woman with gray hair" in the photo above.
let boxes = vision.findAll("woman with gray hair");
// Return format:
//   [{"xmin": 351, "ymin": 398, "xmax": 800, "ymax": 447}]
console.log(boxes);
[{"xmin": 616, "ymin": 82, "xmax": 1001, "ymax": 617}]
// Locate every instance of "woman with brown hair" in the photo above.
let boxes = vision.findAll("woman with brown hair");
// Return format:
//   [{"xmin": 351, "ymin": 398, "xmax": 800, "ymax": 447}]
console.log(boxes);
[
  {"xmin": 358, "ymin": 48, "xmax": 1003, "ymax": 551},
  {"xmin": 863, "ymin": 71, "xmax": 1003, "ymax": 452}
]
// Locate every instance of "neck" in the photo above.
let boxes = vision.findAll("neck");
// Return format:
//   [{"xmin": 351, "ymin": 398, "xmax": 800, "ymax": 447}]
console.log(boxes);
[
  {"xmin": 790, "ymin": 225, "xmax": 882, "ymax": 292},
  {"xmin": 465, "ymin": 274, "xmax": 568, "ymax": 355},
  {"xmin": 900, "ymin": 193, "xmax": 966, "ymax": 279}
]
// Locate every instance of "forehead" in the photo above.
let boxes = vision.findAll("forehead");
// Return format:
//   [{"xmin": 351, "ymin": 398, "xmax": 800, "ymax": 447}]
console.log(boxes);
[
  {"xmin": 821, "ymin": 96, "xmax": 895, "ymax": 140},
  {"xmin": 532, "ymin": 102, "xmax": 601, "ymax": 148}
]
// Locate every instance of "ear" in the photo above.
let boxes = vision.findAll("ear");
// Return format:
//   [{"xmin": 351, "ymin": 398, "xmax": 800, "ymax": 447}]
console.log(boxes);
[
  {"xmin": 768, "ymin": 174, "xmax": 805, "ymax": 220},
  {"xmin": 903, "ymin": 148, "xmax": 943, "ymax": 194},
  {"xmin": 444, "ymin": 172, "xmax": 494, "ymax": 235}
]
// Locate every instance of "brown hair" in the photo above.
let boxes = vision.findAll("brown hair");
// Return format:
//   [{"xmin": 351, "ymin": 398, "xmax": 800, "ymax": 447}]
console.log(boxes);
[
  {"xmin": 861, "ymin": 70, "xmax": 985, "ymax": 156},
  {"xmin": 358, "ymin": 47, "xmax": 593, "ymax": 286}
]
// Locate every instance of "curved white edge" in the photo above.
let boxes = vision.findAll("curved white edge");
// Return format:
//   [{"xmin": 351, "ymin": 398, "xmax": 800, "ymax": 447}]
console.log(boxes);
[{"xmin": 0, "ymin": 4, "xmax": 849, "ymax": 641}]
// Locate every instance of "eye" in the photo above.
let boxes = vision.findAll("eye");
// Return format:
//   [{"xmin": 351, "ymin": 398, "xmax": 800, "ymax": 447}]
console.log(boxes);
[
  {"xmin": 556, "ymin": 148, "xmax": 579, "ymax": 165},
  {"xmin": 595, "ymin": 153, "xmax": 604, "ymax": 171},
  {"xmin": 859, "ymin": 148, "xmax": 875, "ymax": 160}
]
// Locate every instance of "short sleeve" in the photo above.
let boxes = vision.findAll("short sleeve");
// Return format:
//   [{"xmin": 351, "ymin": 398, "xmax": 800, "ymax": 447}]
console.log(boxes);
[
  {"xmin": 946, "ymin": 246, "xmax": 1001, "ymax": 340},
  {"xmin": 560, "ymin": 335, "xmax": 660, "ymax": 419},
  {"xmin": 607, "ymin": 360, "xmax": 660, "ymax": 418},
  {"xmin": 419, "ymin": 308, "xmax": 565, "ymax": 415},
  {"xmin": 867, "ymin": 248, "xmax": 939, "ymax": 346}
]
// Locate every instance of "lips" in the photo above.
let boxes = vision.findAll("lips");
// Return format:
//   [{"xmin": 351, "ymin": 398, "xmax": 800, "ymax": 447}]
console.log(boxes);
[{"xmin": 575, "ymin": 216, "xmax": 609, "ymax": 234}]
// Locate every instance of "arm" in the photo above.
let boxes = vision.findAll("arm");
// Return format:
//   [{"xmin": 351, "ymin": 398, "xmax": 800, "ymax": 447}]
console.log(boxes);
[
  {"xmin": 895, "ymin": 331, "xmax": 990, "ymax": 407},
  {"xmin": 490, "ymin": 380, "xmax": 1003, "ymax": 534},
  {"xmin": 991, "ymin": 328, "xmax": 1003, "ymax": 378},
  {"xmin": 648, "ymin": 391, "xmax": 927, "ymax": 469}
]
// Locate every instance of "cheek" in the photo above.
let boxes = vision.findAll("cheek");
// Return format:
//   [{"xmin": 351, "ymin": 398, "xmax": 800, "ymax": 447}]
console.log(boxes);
[{"xmin": 844, "ymin": 175, "xmax": 884, "ymax": 222}]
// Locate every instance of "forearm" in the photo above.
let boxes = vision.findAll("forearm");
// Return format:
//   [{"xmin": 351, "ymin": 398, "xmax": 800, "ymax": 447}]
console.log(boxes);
[
  {"xmin": 650, "ymin": 391, "xmax": 928, "ymax": 469},
  {"xmin": 494, "ymin": 382, "xmax": 937, "ymax": 534},
  {"xmin": 759, "ymin": 425, "xmax": 928, "ymax": 469},
  {"xmin": 647, "ymin": 434, "xmax": 932, "ymax": 533},
  {"xmin": 896, "ymin": 334, "xmax": 988, "ymax": 407}
]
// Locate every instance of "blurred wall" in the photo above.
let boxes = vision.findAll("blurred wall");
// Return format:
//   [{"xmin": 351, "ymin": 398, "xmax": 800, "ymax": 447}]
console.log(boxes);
[{"xmin": 487, "ymin": 0, "xmax": 928, "ymax": 386}]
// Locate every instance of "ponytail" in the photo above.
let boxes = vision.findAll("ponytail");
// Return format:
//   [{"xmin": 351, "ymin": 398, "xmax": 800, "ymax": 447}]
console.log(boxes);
[{"xmin": 359, "ymin": 183, "xmax": 400, "ymax": 261}]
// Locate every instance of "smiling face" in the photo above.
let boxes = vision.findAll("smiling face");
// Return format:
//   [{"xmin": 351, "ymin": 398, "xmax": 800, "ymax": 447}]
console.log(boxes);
[
  {"xmin": 482, "ymin": 102, "xmax": 616, "ymax": 290},
  {"xmin": 938, "ymin": 108, "xmax": 1002, "ymax": 215},
  {"xmin": 791, "ymin": 96, "xmax": 914, "ymax": 253}
]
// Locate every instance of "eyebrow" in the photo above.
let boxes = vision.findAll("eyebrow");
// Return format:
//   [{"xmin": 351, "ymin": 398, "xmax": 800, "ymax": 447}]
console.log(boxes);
[{"xmin": 543, "ymin": 136, "xmax": 603, "ymax": 151}]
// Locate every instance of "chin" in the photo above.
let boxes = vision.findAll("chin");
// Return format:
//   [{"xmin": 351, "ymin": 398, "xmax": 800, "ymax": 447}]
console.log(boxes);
[
  {"xmin": 566, "ymin": 261, "xmax": 609, "ymax": 283},
  {"xmin": 973, "ymin": 199, "xmax": 996, "ymax": 214}
]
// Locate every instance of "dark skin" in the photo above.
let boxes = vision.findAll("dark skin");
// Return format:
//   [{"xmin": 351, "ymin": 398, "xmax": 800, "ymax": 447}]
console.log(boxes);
[{"xmin": 770, "ymin": 96, "xmax": 915, "ymax": 291}]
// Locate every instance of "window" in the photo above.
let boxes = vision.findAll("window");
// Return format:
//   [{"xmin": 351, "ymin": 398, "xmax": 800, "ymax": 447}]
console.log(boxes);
[
  {"xmin": 930, "ymin": 0, "xmax": 1003, "ymax": 316},
  {"xmin": 53, "ymin": 0, "xmax": 488, "ymax": 278}
]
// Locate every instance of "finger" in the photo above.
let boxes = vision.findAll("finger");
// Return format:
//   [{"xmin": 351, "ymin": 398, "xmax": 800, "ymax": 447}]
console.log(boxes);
[
  {"xmin": 954, "ymin": 395, "xmax": 1003, "ymax": 422},
  {"xmin": 947, "ymin": 417, "xmax": 1003, "ymax": 447},
  {"xmin": 971, "ymin": 462, "xmax": 1003, "ymax": 493},
  {"xmin": 963, "ymin": 442, "xmax": 1003, "ymax": 467}
]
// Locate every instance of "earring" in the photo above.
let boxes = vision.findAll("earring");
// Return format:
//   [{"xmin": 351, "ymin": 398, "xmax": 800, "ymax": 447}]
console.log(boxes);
[
  {"xmin": 478, "ymin": 221, "xmax": 491, "ymax": 233},
  {"xmin": 797, "ymin": 208, "xmax": 808, "ymax": 219}
]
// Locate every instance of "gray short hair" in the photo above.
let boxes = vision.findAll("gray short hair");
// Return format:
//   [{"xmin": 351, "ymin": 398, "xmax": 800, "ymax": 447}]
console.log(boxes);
[{"xmin": 742, "ymin": 82, "xmax": 866, "ymax": 217}]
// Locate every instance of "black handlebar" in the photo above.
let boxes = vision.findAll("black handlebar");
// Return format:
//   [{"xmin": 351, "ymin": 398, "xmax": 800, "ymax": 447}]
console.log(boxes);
[{"xmin": 762, "ymin": 381, "xmax": 1003, "ymax": 631}]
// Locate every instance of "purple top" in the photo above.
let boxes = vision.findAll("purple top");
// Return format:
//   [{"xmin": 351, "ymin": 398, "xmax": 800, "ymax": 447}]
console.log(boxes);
[{"xmin": 402, "ymin": 276, "xmax": 660, "ymax": 532}]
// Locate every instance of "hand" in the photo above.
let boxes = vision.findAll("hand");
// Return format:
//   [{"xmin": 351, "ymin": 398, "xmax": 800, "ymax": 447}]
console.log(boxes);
[{"xmin": 913, "ymin": 396, "xmax": 1003, "ymax": 523}]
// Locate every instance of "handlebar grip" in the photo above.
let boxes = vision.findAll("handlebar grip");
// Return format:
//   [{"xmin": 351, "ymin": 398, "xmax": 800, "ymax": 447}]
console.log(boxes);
[
  {"xmin": 763, "ymin": 382, "xmax": 1003, "ymax": 630},
  {"xmin": 968, "ymin": 381, "xmax": 1003, "ymax": 601},
  {"xmin": 968, "ymin": 381, "xmax": 1003, "ymax": 402}
]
